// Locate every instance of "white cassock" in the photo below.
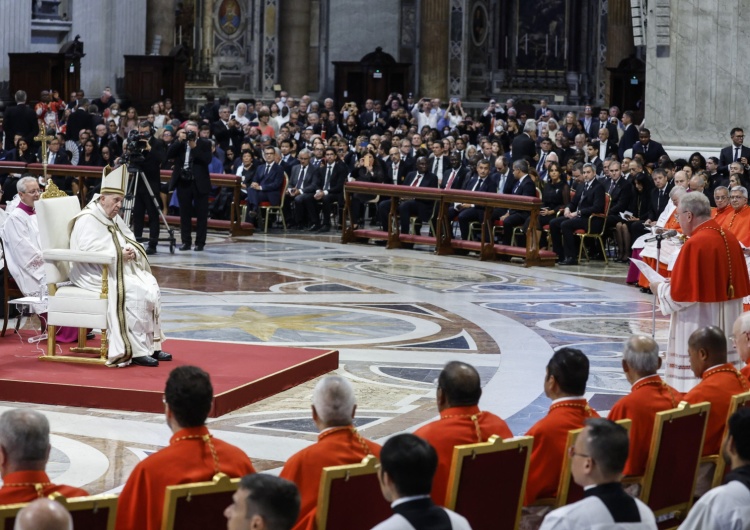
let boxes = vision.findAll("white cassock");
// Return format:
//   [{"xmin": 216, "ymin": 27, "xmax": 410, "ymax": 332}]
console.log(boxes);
[
  {"xmin": 0, "ymin": 205, "xmax": 48, "ymax": 313},
  {"xmin": 632, "ymin": 200, "xmax": 676, "ymax": 254},
  {"xmin": 69, "ymin": 202, "xmax": 165, "ymax": 366},
  {"xmin": 677, "ymin": 480, "xmax": 750, "ymax": 530},
  {"xmin": 0, "ymin": 207, "xmax": 8, "ymax": 269},
  {"xmin": 540, "ymin": 496, "xmax": 657, "ymax": 530}
]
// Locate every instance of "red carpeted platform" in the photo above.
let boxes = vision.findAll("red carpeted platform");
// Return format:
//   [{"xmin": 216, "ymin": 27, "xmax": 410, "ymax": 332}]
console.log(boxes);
[{"xmin": 0, "ymin": 337, "xmax": 338, "ymax": 417}]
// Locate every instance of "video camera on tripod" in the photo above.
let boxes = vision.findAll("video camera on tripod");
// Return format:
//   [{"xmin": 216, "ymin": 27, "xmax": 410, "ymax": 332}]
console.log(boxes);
[{"xmin": 121, "ymin": 129, "xmax": 150, "ymax": 166}]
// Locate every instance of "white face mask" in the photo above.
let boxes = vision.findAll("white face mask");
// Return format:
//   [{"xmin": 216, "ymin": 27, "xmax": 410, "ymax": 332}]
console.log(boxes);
[{"xmin": 112, "ymin": 110, "xmax": 119, "ymax": 116}]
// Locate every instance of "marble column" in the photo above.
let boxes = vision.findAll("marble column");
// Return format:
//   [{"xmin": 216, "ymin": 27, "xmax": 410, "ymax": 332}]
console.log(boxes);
[
  {"xmin": 0, "ymin": 0, "xmax": 31, "ymax": 99},
  {"xmin": 146, "ymin": 0, "xmax": 176, "ymax": 55},
  {"xmin": 419, "ymin": 0, "xmax": 449, "ymax": 100},
  {"xmin": 645, "ymin": 0, "xmax": 750, "ymax": 147},
  {"xmin": 203, "ymin": 0, "xmax": 215, "ymax": 69},
  {"xmin": 278, "ymin": 0, "xmax": 311, "ymax": 96}
]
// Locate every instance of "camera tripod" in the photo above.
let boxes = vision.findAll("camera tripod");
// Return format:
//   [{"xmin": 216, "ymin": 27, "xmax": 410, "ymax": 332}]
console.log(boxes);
[{"xmin": 120, "ymin": 167, "xmax": 177, "ymax": 254}]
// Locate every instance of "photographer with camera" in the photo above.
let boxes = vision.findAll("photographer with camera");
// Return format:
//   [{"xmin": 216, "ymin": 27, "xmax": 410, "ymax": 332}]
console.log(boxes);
[
  {"xmin": 167, "ymin": 122, "xmax": 212, "ymax": 251},
  {"xmin": 128, "ymin": 121, "xmax": 167, "ymax": 255}
]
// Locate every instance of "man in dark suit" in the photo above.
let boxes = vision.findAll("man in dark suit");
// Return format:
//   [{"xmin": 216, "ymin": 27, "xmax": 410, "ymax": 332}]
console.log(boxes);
[
  {"xmin": 132, "ymin": 121, "xmax": 168, "ymax": 254},
  {"xmin": 580, "ymin": 105, "xmax": 596, "ymax": 139},
  {"xmin": 603, "ymin": 160, "xmax": 634, "ymax": 234},
  {"xmin": 279, "ymin": 138, "xmax": 299, "ymax": 173},
  {"xmin": 448, "ymin": 159, "xmax": 498, "ymax": 240},
  {"xmin": 42, "ymin": 137, "xmax": 72, "ymax": 192},
  {"xmin": 534, "ymin": 98, "xmax": 557, "ymax": 120},
  {"xmin": 387, "ymin": 147, "xmax": 410, "ymax": 185},
  {"xmin": 617, "ymin": 111, "xmax": 639, "ymax": 160},
  {"xmin": 286, "ymin": 149, "xmax": 319, "ymax": 229},
  {"xmin": 705, "ymin": 156, "xmax": 729, "ymax": 206},
  {"xmin": 550, "ymin": 163, "xmax": 605, "ymax": 265},
  {"xmin": 65, "ymin": 102, "xmax": 94, "ymax": 143},
  {"xmin": 212, "ymin": 106, "xmax": 244, "ymax": 159},
  {"xmin": 499, "ymin": 160, "xmax": 538, "ymax": 246},
  {"xmin": 168, "ymin": 122, "xmax": 212, "ymax": 251},
  {"xmin": 491, "ymin": 156, "xmax": 513, "ymax": 196},
  {"xmin": 510, "ymin": 121, "xmax": 537, "ymax": 163},
  {"xmin": 585, "ymin": 144, "xmax": 604, "ymax": 176},
  {"xmin": 630, "ymin": 128, "xmax": 667, "ymax": 170},
  {"xmin": 442, "ymin": 154, "xmax": 468, "ymax": 191},
  {"xmin": 719, "ymin": 127, "xmax": 750, "ymax": 175},
  {"xmin": 593, "ymin": 127, "xmax": 618, "ymax": 160},
  {"xmin": 3, "ymin": 90, "xmax": 38, "ymax": 150},
  {"xmin": 428, "ymin": 141, "xmax": 449, "ymax": 184},
  {"xmin": 300, "ymin": 147, "xmax": 347, "ymax": 232},
  {"xmin": 591, "ymin": 108, "xmax": 618, "ymax": 141},
  {"xmin": 245, "ymin": 146, "xmax": 286, "ymax": 223},
  {"xmin": 397, "ymin": 157, "xmax": 439, "ymax": 236}
]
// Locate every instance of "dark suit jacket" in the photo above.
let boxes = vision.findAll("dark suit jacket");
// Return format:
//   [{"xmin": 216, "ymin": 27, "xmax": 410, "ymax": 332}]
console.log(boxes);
[
  {"xmin": 317, "ymin": 161, "xmax": 348, "ymax": 195},
  {"xmin": 511, "ymin": 133, "xmax": 537, "ymax": 163},
  {"xmin": 462, "ymin": 174, "xmax": 498, "ymax": 194},
  {"xmin": 508, "ymin": 175, "xmax": 538, "ymax": 217},
  {"xmin": 570, "ymin": 178, "xmax": 606, "ymax": 218},
  {"xmin": 387, "ymin": 161, "xmax": 410, "ymax": 185},
  {"xmin": 603, "ymin": 177, "xmax": 634, "ymax": 216},
  {"xmin": 404, "ymin": 170, "xmax": 439, "ymax": 189},
  {"xmin": 211, "ymin": 120, "xmax": 244, "ymax": 157},
  {"xmin": 4, "ymin": 104, "xmax": 39, "ymax": 150},
  {"xmin": 589, "ymin": 119, "xmax": 619, "ymax": 141},
  {"xmin": 492, "ymin": 169, "xmax": 514, "ymax": 194},
  {"xmin": 647, "ymin": 185, "xmax": 673, "ymax": 221},
  {"xmin": 289, "ymin": 164, "xmax": 319, "ymax": 193},
  {"xmin": 250, "ymin": 162, "xmax": 286, "ymax": 205},
  {"xmin": 442, "ymin": 166, "xmax": 468, "ymax": 190},
  {"xmin": 618, "ymin": 124, "xmax": 640, "ymax": 159},
  {"xmin": 39, "ymin": 150, "xmax": 70, "ymax": 165},
  {"xmin": 65, "ymin": 109, "xmax": 94, "ymax": 142},
  {"xmin": 593, "ymin": 139, "xmax": 618, "ymax": 160},
  {"xmin": 631, "ymin": 140, "xmax": 667, "ymax": 168},
  {"xmin": 167, "ymin": 138, "xmax": 213, "ymax": 194},
  {"xmin": 719, "ymin": 145, "xmax": 750, "ymax": 174}
]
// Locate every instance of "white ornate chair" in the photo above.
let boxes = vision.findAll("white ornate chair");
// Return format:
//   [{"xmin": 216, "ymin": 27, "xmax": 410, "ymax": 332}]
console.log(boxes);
[{"xmin": 36, "ymin": 185, "xmax": 112, "ymax": 364}]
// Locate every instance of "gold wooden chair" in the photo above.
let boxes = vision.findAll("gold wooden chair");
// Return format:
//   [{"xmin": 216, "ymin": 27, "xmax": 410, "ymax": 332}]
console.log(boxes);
[
  {"xmin": 575, "ymin": 192, "xmax": 611, "ymax": 263},
  {"xmin": 626, "ymin": 401, "xmax": 710, "ymax": 530},
  {"xmin": 161, "ymin": 472, "xmax": 240, "ymax": 530},
  {"xmin": 703, "ymin": 390, "xmax": 750, "ymax": 488},
  {"xmin": 444, "ymin": 435, "xmax": 533, "ymax": 530},
  {"xmin": 36, "ymin": 183, "xmax": 111, "ymax": 364},
  {"xmin": 533, "ymin": 419, "xmax": 632, "ymax": 510},
  {"xmin": 258, "ymin": 173, "xmax": 289, "ymax": 232},
  {"xmin": 0, "ymin": 493, "xmax": 118, "ymax": 530},
  {"xmin": 0, "ymin": 240, "xmax": 25, "ymax": 337},
  {"xmin": 316, "ymin": 455, "xmax": 391, "ymax": 530}
]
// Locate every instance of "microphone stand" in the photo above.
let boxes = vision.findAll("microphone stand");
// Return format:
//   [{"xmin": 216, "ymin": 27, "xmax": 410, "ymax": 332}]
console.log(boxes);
[{"xmin": 652, "ymin": 235, "xmax": 663, "ymax": 338}]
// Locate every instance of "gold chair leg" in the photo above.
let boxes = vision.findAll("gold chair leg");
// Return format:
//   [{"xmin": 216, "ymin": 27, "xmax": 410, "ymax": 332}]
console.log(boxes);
[
  {"xmin": 100, "ymin": 330, "xmax": 108, "ymax": 361},
  {"xmin": 599, "ymin": 236, "xmax": 608, "ymax": 264},
  {"xmin": 47, "ymin": 325, "xmax": 57, "ymax": 357}
]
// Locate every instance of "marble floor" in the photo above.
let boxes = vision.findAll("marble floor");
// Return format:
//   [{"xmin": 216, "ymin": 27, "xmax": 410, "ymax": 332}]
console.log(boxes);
[{"xmin": 0, "ymin": 230, "xmax": 670, "ymax": 494}]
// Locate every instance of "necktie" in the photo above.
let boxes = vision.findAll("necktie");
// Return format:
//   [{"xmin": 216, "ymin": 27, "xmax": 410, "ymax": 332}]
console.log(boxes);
[
  {"xmin": 412, "ymin": 174, "xmax": 423, "ymax": 187},
  {"xmin": 537, "ymin": 153, "xmax": 546, "ymax": 173},
  {"xmin": 512, "ymin": 179, "xmax": 521, "ymax": 193},
  {"xmin": 736, "ymin": 147, "xmax": 741, "ymax": 161},
  {"xmin": 300, "ymin": 166, "xmax": 307, "ymax": 186},
  {"xmin": 433, "ymin": 158, "xmax": 439, "ymax": 175},
  {"xmin": 609, "ymin": 181, "xmax": 615, "ymax": 194},
  {"xmin": 600, "ymin": 121, "xmax": 605, "ymax": 129},
  {"xmin": 644, "ymin": 143, "xmax": 648, "ymax": 153},
  {"xmin": 446, "ymin": 170, "xmax": 457, "ymax": 189},
  {"xmin": 472, "ymin": 178, "xmax": 481, "ymax": 192},
  {"xmin": 498, "ymin": 175, "xmax": 505, "ymax": 193},
  {"xmin": 325, "ymin": 165, "xmax": 332, "ymax": 189}
]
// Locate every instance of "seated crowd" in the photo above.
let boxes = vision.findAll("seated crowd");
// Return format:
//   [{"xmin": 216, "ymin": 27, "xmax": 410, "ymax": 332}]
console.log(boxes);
[{"xmin": 1, "ymin": 323, "xmax": 749, "ymax": 529}]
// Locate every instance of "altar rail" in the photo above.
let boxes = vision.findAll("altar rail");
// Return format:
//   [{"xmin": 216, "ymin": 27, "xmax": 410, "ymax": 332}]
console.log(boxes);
[
  {"xmin": 0, "ymin": 162, "xmax": 253, "ymax": 237},
  {"xmin": 342, "ymin": 181, "xmax": 557, "ymax": 266}
]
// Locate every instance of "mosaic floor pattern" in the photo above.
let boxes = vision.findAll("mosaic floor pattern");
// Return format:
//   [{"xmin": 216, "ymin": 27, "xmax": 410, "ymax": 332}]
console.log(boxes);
[{"xmin": 0, "ymin": 231, "xmax": 670, "ymax": 493}]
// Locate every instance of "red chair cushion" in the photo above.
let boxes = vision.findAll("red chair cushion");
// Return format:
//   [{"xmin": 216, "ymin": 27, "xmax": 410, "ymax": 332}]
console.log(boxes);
[{"xmin": 574, "ymin": 229, "xmax": 585, "ymax": 235}]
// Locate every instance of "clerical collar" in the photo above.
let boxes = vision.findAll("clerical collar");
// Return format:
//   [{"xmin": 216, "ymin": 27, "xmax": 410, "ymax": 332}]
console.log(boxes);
[
  {"xmin": 632, "ymin": 374, "xmax": 660, "ymax": 386},
  {"xmin": 18, "ymin": 201, "xmax": 35, "ymax": 215},
  {"xmin": 551, "ymin": 396, "xmax": 586, "ymax": 405},
  {"xmin": 391, "ymin": 495, "xmax": 430, "ymax": 509}
]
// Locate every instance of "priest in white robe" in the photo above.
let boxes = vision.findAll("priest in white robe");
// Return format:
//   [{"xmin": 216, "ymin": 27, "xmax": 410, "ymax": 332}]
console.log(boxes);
[
  {"xmin": 1, "ymin": 176, "xmax": 77, "ymax": 341},
  {"xmin": 68, "ymin": 165, "xmax": 171, "ymax": 367},
  {"xmin": 652, "ymin": 193, "xmax": 750, "ymax": 392}
]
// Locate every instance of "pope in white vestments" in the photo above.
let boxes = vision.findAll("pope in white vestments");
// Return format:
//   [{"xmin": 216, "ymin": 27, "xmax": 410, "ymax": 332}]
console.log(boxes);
[{"xmin": 68, "ymin": 166, "xmax": 171, "ymax": 367}]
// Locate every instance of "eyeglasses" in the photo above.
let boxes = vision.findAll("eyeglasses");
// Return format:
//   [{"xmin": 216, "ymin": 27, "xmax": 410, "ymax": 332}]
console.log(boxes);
[
  {"xmin": 730, "ymin": 196, "xmax": 745, "ymax": 201},
  {"xmin": 24, "ymin": 189, "xmax": 41, "ymax": 195}
]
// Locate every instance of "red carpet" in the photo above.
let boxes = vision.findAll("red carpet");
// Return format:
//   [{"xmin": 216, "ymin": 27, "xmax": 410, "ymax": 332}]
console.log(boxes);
[{"xmin": 0, "ymin": 336, "xmax": 338, "ymax": 416}]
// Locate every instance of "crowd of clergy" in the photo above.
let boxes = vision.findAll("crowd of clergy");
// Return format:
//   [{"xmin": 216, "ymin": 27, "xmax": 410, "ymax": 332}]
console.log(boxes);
[{"xmin": 1, "ymin": 318, "xmax": 749, "ymax": 530}]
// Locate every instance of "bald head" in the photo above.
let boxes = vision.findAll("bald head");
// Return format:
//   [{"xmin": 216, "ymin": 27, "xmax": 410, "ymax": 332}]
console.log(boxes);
[
  {"xmin": 311, "ymin": 376, "xmax": 356, "ymax": 428},
  {"xmin": 437, "ymin": 361, "xmax": 481, "ymax": 410},
  {"xmin": 688, "ymin": 326, "xmax": 728, "ymax": 377},
  {"xmin": 14, "ymin": 499, "xmax": 72, "ymax": 530}
]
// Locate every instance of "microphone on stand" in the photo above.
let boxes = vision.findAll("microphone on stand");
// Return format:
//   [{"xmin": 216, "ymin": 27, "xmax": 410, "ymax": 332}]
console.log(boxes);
[{"xmin": 644, "ymin": 229, "xmax": 678, "ymax": 243}]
